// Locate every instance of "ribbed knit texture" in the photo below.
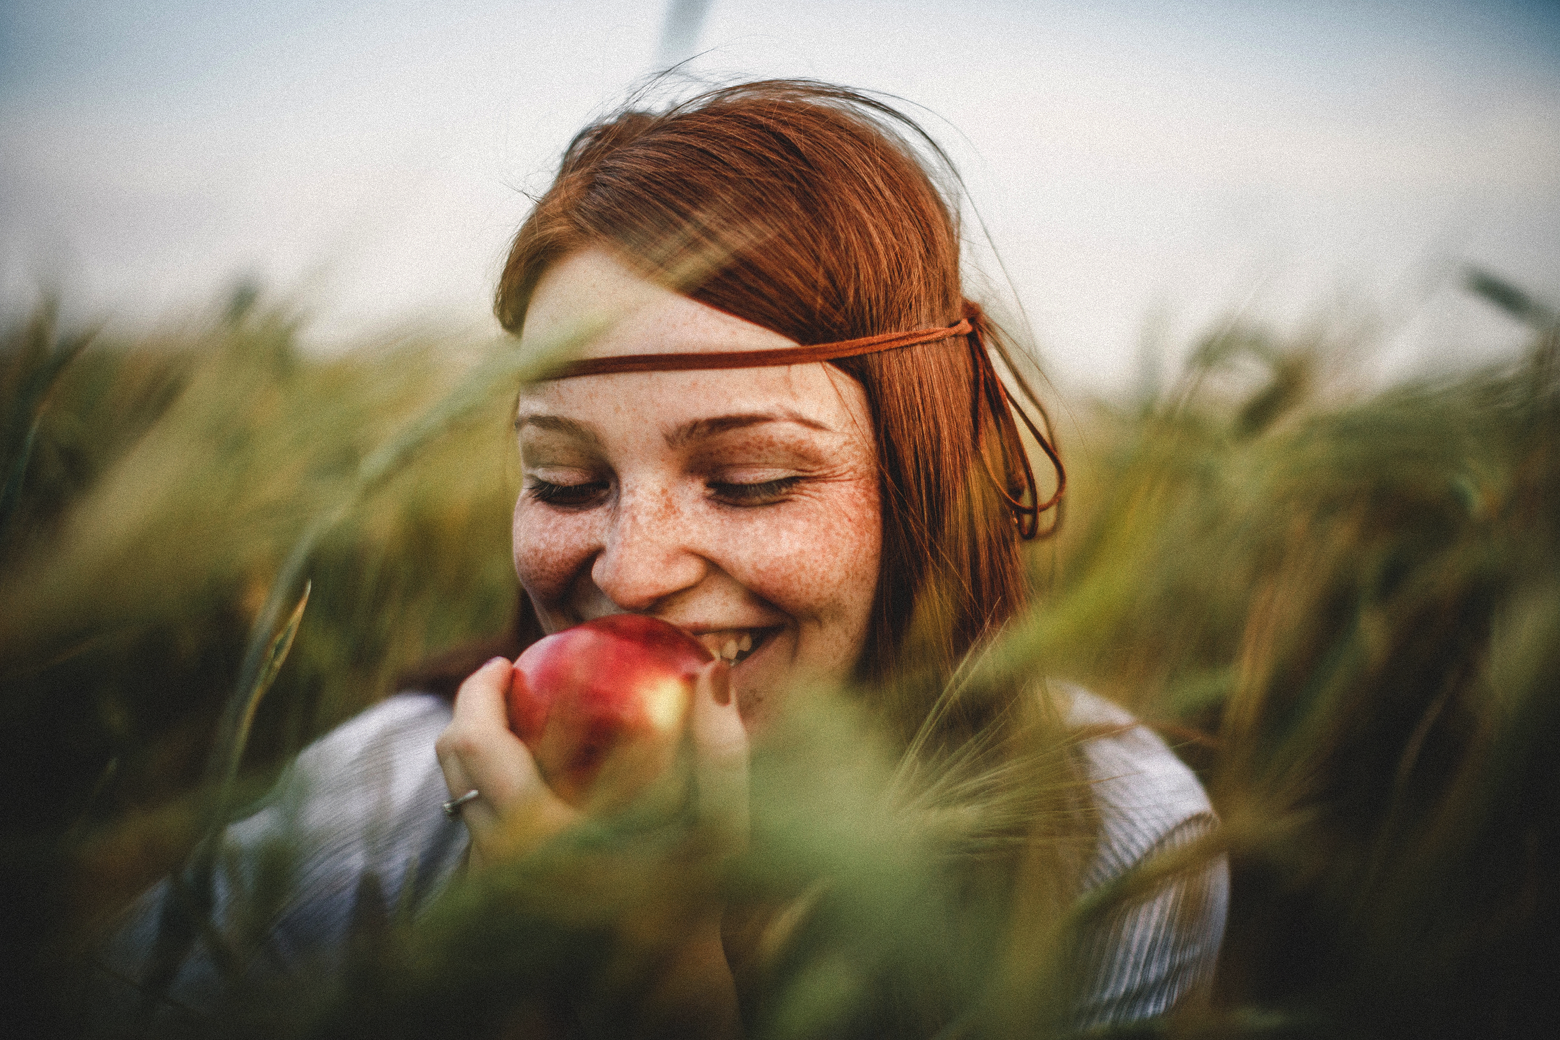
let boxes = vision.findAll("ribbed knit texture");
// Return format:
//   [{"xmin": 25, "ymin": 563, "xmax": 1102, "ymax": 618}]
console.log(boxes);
[
  {"xmin": 94, "ymin": 689, "xmax": 1227, "ymax": 1026},
  {"xmin": 1064, "ymin": 686, "xmax": 1228, "ymax": 1027}
]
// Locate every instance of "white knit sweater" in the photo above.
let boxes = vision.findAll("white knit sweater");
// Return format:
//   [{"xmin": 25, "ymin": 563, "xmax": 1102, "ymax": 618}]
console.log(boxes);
[{"xmin": 94, "ymin": 687, "xmax": 1227, "ymax": 1028}]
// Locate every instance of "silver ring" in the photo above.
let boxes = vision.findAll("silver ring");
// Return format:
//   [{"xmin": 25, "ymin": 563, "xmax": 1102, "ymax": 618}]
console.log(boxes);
[{"xmin": 442, "ymin": 790, "xmax": 480, "ymax": 818}]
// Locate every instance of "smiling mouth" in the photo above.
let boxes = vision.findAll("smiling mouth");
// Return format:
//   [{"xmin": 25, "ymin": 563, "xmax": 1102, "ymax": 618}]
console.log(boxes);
[{"xmin": 691, "ymin": 627, "xmax": 779, "ymax": 665}]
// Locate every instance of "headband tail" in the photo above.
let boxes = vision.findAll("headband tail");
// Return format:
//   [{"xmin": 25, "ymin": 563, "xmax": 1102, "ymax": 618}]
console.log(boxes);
[{"xmin": 964, "ymin": 303, "xmax": 1065, "ymax": 540}]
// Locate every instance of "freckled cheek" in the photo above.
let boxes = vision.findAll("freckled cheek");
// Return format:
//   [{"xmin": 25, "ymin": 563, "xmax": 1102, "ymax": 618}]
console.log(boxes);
[
  {"xmin": 511, "ymin": 500, "xmax": 597, "ymax": 608},
  {"xmin": 734, "ymin": 487, "xmax": 881, "ymax": 627}
]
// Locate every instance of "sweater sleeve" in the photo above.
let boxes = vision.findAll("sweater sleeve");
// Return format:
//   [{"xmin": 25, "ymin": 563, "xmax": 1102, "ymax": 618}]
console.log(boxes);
[
  {"xmin": 1063, "ymin": 687, "xmax": 1230, "ymax": 1028},
  {"xmin": 88, "ymin": 693, "xmax": 468, "ymax": 1020}
]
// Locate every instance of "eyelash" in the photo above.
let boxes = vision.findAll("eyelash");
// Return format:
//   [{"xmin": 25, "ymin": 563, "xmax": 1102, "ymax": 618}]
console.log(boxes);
[
  {"xmin": 524, "ymin": 476, "xmax": 802, "ymax": 508},
  {"xmin": 707, "ymin": 476, "xmax": 802, "ymax": 505},
  {"xmin": 526, "ymin": 478, "xmax": 608, "ymax": 507}
]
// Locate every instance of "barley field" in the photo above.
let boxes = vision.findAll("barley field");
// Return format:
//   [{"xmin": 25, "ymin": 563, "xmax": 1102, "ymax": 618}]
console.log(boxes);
[{"xmin": 1, "ymin": 272, "xmax": 1555, "ymax": 1038}]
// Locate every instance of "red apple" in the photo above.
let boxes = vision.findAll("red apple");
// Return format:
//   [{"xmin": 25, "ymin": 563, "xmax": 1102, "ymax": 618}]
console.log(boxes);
[{"xmin": 507, "ymin": 614, "xmax": 713, "ymax": 808}]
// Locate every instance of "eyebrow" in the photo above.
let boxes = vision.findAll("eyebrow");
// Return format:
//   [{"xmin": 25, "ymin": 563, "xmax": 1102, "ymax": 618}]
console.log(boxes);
[
  {"xmin": 664, "ymin": 411, "xmax": 832, "ymax": 448},
  {"xmin": 515, "ymin": 410, "xmax": 833, "ymax": 448},
  {"xmin": 514, "ymin": 414, "xmax": 601, "ymax": 446}
]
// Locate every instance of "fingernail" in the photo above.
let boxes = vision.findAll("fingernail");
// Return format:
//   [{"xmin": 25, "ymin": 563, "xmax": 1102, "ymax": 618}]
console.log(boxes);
[
  {"xmin": 485, "ymin": 656, "xmax": 511, "ymax": 669},
  {"xmin": 711, "ymin": 660, "xmax": 732, "ymax": 706}
]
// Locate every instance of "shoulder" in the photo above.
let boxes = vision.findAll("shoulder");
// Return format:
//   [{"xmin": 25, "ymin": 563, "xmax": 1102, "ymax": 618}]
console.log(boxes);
[
  {"xmin": 1057, "ymin": 684, "xmax": 1228, "ymax": 1026},
  {"xmin": 280, "ymin": 691, "xmax": 455, "ymax": 820},
  {"xmin": 92, "ymin": 693, "xmax": 465, "ymax": 1017},
  {"xmin": 226, "ymin": 691, "xmax": 463, "ymax": 915},
  {"xmin": 1060, "ymin": 684, "xmax": 1216, "ymax": 890}
]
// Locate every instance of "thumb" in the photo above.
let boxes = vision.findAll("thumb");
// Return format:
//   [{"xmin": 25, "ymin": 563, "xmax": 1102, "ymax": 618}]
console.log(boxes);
[{"xmin": 690, "ymin": 660, "xmax": 748, "ymax": 846}]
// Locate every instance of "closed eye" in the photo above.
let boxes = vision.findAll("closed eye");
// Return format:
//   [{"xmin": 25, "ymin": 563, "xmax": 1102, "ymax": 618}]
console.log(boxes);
[
  {"xmin": 708, "ymin": 476, "xmax": 803, "ymax": 506},
  {"xmin": 526, "ymin": 477, "xmax": 610, "ymax": 507}
]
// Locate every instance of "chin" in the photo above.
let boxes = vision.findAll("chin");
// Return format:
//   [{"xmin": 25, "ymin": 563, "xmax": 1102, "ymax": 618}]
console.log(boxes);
[{"xmin": 727, "ymin": 632, "xmax": 855, "ymax": 733}]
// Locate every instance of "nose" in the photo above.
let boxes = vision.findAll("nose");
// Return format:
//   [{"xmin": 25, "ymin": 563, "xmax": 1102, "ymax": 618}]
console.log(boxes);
[{"xmin": 589, "ymin": 483, "xmax": 708, "ymax": 612}]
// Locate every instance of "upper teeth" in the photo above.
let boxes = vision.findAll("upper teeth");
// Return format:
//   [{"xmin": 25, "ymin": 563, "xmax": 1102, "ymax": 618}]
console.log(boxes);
[{"xmin": 702, "ymin": 630, "xmax": 758, "ymax": 662}]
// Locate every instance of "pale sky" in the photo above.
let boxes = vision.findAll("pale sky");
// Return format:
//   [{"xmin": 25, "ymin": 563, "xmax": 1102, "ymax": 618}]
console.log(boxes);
[{"xmin": 3, "ymin": 0, "xmax": 1558, "ymax": 393}]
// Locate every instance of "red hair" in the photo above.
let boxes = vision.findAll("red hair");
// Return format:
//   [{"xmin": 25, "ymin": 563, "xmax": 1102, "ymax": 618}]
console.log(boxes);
[
  {"xmin": 402, "ymin": 87, "xmax": 1099, "ymax": 992},
  {"xmin": 495, "ymin": 81, "xmax": 1059, "ymax": 723}
]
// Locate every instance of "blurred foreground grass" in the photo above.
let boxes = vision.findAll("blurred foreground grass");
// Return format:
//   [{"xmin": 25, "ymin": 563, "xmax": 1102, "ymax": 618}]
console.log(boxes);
[
  {"xmin": 0, "ymin": 297, "xmax": 522, "ymax": 958},
  {"xmin": 2, "ymin": 276, "xmax": 1556, "ymax": 1037}
]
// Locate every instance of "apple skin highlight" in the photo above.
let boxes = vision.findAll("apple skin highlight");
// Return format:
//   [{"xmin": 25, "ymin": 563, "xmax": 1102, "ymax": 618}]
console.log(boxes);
[{"xmin": 507, "ymin": 615, "xmax": 714, "ymax": 808}]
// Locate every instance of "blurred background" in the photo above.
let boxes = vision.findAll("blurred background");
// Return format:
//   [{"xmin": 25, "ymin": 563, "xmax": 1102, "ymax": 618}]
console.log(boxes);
[
  {"xmin": 3, "ymin": 0, "xmax": 1558, "ymax": 392},
  {"xmin": 4, "ymin": 3, "xmax": 1560, "ymax": 1037}
]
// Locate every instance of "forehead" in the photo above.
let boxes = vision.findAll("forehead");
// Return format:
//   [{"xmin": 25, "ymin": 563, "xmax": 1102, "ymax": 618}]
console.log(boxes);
[
  {"xmin": 517, "ymin": 248, "xmax": 872, "ymax": 434},
  {"xmin": 516, "ymin": 363, "xmax": 870, "ymax": 443},
  {"xmin": 520, "ymin": 247, "xmax": 797, "ymax": 362}
]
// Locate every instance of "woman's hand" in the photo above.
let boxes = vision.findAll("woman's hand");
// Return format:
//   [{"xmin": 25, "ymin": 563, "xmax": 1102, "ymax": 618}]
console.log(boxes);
[
  {"xmin": 687, "ymin": 659, "xmax": 749, "ymax": 849},
  {"xmin": 435, "ymin": 654, "xmax": 750, "ymax": 864},
  {"xmin": 648, "ymin": 658, "xmax": 748, "ymax": 1039},
  {"xmin": 436, "ymin": 654, "xmax": 748, "ymax": 1037},
  {"xmin": 435, "ymin": 657, "xmax": 578, "ymax": 871}
]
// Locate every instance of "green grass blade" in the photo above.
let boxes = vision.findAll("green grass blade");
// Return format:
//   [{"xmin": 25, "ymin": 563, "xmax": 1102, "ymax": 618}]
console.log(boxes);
[{"xmin": 221, "ymin": 579, "xmax": 311, "ymax": 792}]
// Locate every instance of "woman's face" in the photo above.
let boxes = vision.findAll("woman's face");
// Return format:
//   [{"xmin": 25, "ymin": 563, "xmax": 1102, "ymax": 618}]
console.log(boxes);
[{"xmin": 513, "ymin": 249, "xmax": 882, "ymax": 728}]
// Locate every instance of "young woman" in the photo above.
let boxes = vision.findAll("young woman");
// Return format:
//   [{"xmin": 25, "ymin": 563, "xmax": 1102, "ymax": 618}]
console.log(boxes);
[{"xmin": 95, "ymin": 80, "xmax": 1226, "ymax": 1034}]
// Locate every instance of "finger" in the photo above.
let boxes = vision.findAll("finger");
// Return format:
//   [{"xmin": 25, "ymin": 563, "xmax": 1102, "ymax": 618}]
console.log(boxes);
[
  {"xmin": 691, "ymin": 660, "xmax": 749, "ymax": 843},
  {"xmin": 451, "ymin": 656, "xmax": 516, "ymax": 733},
  {"xmin": 436, "ymin": 661, "xmax": 579, "ymax": 868},
  {"xmin": 437, "ymin": 657, "xmax": 536, "ymax": 817},
  {"xmin": 692, "ymin": 661, "xmax": 745, "ymax": 763}
]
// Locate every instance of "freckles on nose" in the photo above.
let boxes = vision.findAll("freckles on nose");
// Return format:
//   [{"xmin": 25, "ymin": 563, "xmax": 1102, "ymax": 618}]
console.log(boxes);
[{"xmin": 591, "ymin": 486, "xmax": 704, "ymax": 607}]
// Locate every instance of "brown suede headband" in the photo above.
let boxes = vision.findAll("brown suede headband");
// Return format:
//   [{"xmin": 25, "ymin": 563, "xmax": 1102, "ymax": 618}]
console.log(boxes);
[
  {"xmin": 540, "ymin": 305, "xmax": 1065, "ymax": 539},
  {"xmin": 546, "ymin": 319, "xmax": 975, "ymax": 378}
]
